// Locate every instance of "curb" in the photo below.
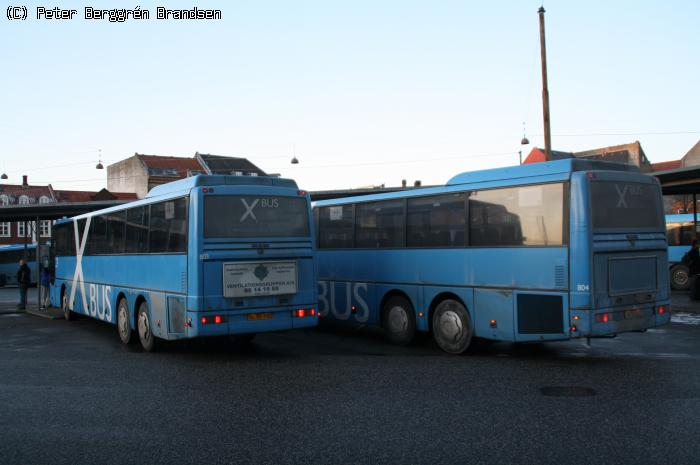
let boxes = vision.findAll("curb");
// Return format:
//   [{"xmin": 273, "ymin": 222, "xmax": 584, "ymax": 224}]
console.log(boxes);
[{"xmin": 26, "ymin": 307, "xmax": 63, "ymax": 320}]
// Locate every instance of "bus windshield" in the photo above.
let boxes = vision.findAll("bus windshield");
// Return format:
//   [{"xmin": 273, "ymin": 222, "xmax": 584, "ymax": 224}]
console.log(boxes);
[
  {"xmin": 590, "ymin": 181, "xmax": 663, "ymax": 230},
  {"xmin": 204, "ymin": 195, "xmax": 310, "ymax": 238}
]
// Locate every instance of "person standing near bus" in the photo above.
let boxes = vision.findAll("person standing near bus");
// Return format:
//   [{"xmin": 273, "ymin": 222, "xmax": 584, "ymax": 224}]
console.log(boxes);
[
  {"xmin": 16, "ymin": 259, "xmax": 31, "ymax": 310},
  {"xmin": 40, "ymin": 268, "xmax": 50, "ymax": 310}
]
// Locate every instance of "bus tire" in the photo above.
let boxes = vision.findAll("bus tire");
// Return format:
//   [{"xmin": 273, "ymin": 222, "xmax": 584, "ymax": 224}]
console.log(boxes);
[
  {"xmin": 432, "ymin": 299, "xmax": 473, "ymax": 354},
  {"xmin": 137, "ymin": 301, "xmax": 156, "ymax": 352},
  {"xmin": 671, "ymin": 264, "xmax": 690, "ymax": 290},
  {"xmin": 117, "ymin": 298, "xmax": 132, "ymax": 345},
  {"xmin": 62, "ymin": 289, "xmax": 74, "ymax": 321},
  {"xmin": 382, "ymin": 295, "xmax": 416, "ymax": 346}
]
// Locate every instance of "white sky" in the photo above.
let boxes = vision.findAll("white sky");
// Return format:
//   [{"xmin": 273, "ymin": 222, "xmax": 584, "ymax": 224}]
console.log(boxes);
[{"xmin": 2, "ymin": 0, "xmax": 698, "ymax": 192}]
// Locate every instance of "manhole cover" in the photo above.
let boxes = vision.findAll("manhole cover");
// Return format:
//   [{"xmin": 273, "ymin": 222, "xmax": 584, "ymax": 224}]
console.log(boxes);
[{"xmin": 540, "ymin": 386, "xmax": 597, "ymax": 397}]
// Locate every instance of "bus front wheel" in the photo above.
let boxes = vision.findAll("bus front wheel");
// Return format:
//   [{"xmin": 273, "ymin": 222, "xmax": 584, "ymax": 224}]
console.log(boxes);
[
  {"xmin": 671, "ymin": 264, "xmax": 690, "ymax": 290},
  {"xmin": 137, "ymin": 302, "xmax": 155, "ymax": 352},
  {"xmin": 117, "ymin": 298, "xmax": 132, "ymax": 345},
  {"xmin": 432, "ymin": 299, "xmax": 473, "ymax": 355},
  {"xmin": 382, "ymin": 295, "xmax": 416, "ymax": 346}
]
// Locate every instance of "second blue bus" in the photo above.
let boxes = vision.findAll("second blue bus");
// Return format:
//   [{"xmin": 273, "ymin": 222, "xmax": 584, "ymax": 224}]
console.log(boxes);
[{"xmin": 314, "ymin": 159, "xmax": 670, "ymax": 354}]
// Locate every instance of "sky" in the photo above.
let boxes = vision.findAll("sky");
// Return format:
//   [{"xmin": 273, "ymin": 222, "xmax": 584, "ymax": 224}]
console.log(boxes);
[{"xmin": 1, "ymin": 0, "xmax": 699, "ymax": 192}]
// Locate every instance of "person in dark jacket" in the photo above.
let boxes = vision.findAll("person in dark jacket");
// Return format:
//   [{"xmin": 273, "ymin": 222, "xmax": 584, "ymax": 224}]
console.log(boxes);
[
  {"xmin": 686, "ymin": 240, "xmax": 700, "ymax": 276},
  {"xmin": 16, "ymin": 259, "xmax": 31, "ymax": 310},
  {"xmin": 40, "ymin": 268, "xmax": 51, "ymax": 310}
]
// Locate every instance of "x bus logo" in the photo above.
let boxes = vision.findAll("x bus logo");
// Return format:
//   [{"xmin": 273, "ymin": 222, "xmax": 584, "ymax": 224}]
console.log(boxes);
[
  {"xmin": 69, "ymin": 217, "xmax": 91, "ymax": 312},
  {"xmin": 240, "ymin": 198, "xmax": 259, "ymax": 223},
  {"xmin": 615, "ymin": 184, "xmax": 629, "ymax": 208}
]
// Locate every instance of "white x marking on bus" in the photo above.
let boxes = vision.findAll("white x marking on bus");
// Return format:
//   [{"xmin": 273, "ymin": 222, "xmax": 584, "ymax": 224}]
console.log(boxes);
[
  {"xmin": 615, "ymin": 184, "xmax": 628, "ymax": 208},
  {"xmin": 240, "ymin": 198, "xmax": 259, "ymax": 223},
  {"xmin": 69, "ymin": 217, "xmax": 91, "ymax": 313}
]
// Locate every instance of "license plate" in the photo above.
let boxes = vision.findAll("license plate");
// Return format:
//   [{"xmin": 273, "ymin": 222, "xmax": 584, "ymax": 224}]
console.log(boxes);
[
  {"xmin": 625, "ymin": 308, "xmax": 642, "ymax": 319},
  {"xmin": 222, "ymin": 261, "xmax": 297, "ymax": 298},
  {"xmin": 247, "ymin": 313, "xmax": 273, "ymax": 321}
]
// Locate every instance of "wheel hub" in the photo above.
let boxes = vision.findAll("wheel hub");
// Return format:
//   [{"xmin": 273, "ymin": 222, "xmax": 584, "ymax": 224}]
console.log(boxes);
[
  {"xmin": 388, "ymin": 306, "xmax": 408, "ymax": 332},
  {"xmin": 138, "ymin": 312, "xmax": 150, "ymax": 340},
  {"xmin": 439, "ymin": 310, "xmax": 463, "ymax": 342}
]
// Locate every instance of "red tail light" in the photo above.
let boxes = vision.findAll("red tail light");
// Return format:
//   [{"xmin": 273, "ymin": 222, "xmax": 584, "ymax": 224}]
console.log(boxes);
[
  {"xmin": 570, "ymin": 325, "xmax": 578, "ymax": 332},
  {"xmin": 656, "ymin": 304, "xmax": 669, "ymax": 315},
  {"xmin": 595, "ymin": 313, "xmax": 611, "ymax": 323},
  {"xmin": 293, "ymin": 308, "xmax": 317, "ymax": 318},
  {"xmin": 201, "ymin": 315, "xmax": 226, "ymax": 325}
]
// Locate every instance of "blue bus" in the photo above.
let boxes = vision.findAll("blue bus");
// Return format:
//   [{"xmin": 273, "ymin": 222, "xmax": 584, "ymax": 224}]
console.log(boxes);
[
  {"xmin": 666, "ymin": 213, "xmax": 695, "ymax": 290},
  {"xmin": 0, "ymin": 243, "xmax": 38, "ymax": 287},
  {"xmin": 313, "ymin": 159, "xmax": 670, "ymax": 354},
  {"xmin": 51, "ymin": 175, "xmax": 318, "ymax": 351}
]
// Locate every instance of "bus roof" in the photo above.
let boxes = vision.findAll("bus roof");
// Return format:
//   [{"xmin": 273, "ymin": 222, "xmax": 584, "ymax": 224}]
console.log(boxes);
[
  {"xmin": 447, "ymin": 159, "xmax": 639, "ymax": 186},
  {"xmin": 0, "ymin": 243, "xmax": 37, "ymax": 251},
  {"xmin": 146, "ymin": 174, "xmax": 297, "ymax": 197},
  {"xmin": 56, "ymin": 174, "xmax": 299, "ymax": 224},
  {"xmin": 315, "ymin": 159, "xmax": 642, "ymax": 207}
]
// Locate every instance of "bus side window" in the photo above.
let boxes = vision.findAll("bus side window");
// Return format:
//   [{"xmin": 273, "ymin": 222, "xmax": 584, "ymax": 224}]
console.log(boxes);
[{"xmin": 126, "ymin": 206, "xmax": 149, "ymax": 254}]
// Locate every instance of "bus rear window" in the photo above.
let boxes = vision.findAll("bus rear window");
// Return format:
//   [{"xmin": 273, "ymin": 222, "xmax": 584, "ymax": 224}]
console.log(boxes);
[
  {"xmin": 590, "ymin": 181, "xmax": 663, "ymax": 229},
  {"xmin": 204, "ymin": 195, "xmax": 310, "ymax": 238}
]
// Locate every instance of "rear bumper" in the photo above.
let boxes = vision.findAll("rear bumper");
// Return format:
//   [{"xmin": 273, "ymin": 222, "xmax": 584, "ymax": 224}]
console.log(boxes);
[
  {"xmin": 571, "ymin": 302, "xmax": 671, "ymax": 338},
  {"xmin": 186, "ymin": 306, "xmax": 318, "ymax": 338}
]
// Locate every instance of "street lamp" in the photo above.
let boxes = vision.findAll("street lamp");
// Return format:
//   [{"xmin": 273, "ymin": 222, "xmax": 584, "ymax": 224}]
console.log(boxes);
[{"xmin": 96, "ymin": 149, "xmax": 104, "ymax": 169}]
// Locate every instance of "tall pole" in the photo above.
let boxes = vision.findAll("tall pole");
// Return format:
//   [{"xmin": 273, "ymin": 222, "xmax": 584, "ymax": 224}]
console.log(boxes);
[{"xmin": 538, "ymin": 6, "xmax": 552, "ymax": 159}]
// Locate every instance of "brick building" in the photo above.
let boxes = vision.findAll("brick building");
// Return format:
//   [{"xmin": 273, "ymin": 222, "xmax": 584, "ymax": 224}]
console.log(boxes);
[
  {"xmin": 107, "ymin": 152, "xmax": 267, "ymax": 198},
  {"xmin": 0, "ymin": 176, "xmax": 136, "ymax": 246},
  {"xmin": 523, "ymin": 141, "xmax": 652, "ymax": 172}
]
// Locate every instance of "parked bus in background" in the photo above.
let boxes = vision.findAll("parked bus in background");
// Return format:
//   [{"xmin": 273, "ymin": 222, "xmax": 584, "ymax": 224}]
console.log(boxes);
[
  {"xmin": 313, "ymin": 159, "xmax": 670, "ymax": 354},
  {"xmin": 666, "ymin": 213, "xmax": 696, "ymax": 290},
  {"xmin": 51, "ymin": 175, "xmax": 318, "ymax": 351},
  {"xmin": 0, "ymin": 243, "xmax": 37, "ymax": 287}
]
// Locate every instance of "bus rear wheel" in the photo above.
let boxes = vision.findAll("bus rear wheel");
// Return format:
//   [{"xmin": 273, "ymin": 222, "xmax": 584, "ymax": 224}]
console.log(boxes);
[
  {"xmin": 137, "ymin": 302, "xmax": 155, "ymax": 352},
  {"xmin": 382, "ymin": 296, "xmax": 416, "ymax": 346},
  {"xmin": 62, "ymin": 289, "xmax": 73, "ymax": 321},
  {"xmin": 671, "ymin": 264, "xmax": 690, "ymax": 290},
  {"xmin": 117, "ymin": 298, "xmax": 132, "ymax": 345},
  {"xmin": 432, "ymin": 299, "xmax": 473, "ymax": 354}
]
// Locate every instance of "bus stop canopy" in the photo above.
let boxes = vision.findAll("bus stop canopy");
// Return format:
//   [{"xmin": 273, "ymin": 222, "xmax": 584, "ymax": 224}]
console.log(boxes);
[
  {"xmin": 653, "ymin": 165, "xmax": 700, "ymax": 196},
  {"xmin": 0, "ymin": 201, "xmax": 130, "ymax": 223}
]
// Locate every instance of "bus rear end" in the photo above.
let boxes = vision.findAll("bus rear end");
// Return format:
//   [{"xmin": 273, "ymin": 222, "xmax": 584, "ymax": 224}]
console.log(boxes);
[
  {"xmin": 570, "ymin": 170, "xmax": 671, "ymax": 338},
  {"xmin": 188, "ymin": 178, "xmax": 317, "ymax": 338}
]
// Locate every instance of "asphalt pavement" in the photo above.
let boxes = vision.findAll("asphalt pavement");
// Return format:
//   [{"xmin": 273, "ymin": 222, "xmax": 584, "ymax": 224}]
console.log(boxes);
[{"xmin": 0, "ymin": 287, "xmax": 699, "ymax": 465}]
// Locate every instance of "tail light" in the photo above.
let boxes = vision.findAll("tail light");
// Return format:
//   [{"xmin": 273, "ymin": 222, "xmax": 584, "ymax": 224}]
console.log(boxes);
[
  {"xmin": 595, "ymin": 313, "xmax": 611, "ymax": 323},
  {"xmin": 201, "ymin": 315, "xmax": 226, "ymax": 325},
  {"xmin": 656, "ymin": 304, "xmax": 669, "ymax": 315},
  {"xmin": 293, "ymin": 308, "xmax": 316, "ymax": 318}
]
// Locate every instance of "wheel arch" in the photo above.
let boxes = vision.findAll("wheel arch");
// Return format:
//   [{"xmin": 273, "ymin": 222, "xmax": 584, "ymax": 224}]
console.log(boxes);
[
  {"xmin": 427, "ymin": 292, "xmax": 469, "ymax": 334},
  {"xmin": 379, "ymin": 289, "xmax": 415, "ymax": 328}
]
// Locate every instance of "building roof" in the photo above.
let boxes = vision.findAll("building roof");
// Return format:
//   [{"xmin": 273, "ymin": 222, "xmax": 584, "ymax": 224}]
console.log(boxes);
[
  {"xmin": 651, "ymin": 160, "xmax": 682, "ymax": 172},
  {"xmin": 523, "ymin": 148, "xmax": 574, "ymax": 164},
  {"xmin": 54, "ymin": 188, "xmax": 137, "ymax": 202},
  {"xmin": 523, "ymin": 141, "xmax": 651, "ymax": 171},
  {"xmin": 0, "ymin": 183, "xmax": 53, "ymax": 204},
  {"xmin": 136, "ymin": 154, "xmax": 203, "ymax": 178},
  {"xmin": 196, "ymin": 153, "xmax": 267, "ymax": 176}
]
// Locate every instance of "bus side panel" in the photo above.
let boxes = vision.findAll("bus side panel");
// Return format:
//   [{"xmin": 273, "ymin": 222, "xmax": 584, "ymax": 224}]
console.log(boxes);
[
  {"xmin": 473, "ymin": 289, "xmax": 515, "ymax": 341},
  {"xmin": 513, "ymin": 290, "xmax": 569, "ymax": 342},
  {"xmin": 319, "ymin": 279, "xmax": 380, "ymax": 326}
]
